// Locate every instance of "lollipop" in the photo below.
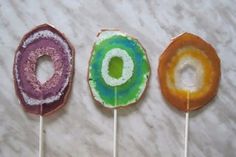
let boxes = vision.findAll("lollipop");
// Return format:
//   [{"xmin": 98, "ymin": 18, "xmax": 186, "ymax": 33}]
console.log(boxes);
[
  {"xmin": 13, "ymin": 24, "xmax": 74, "ymax": 157},
  {"xmin": 88, "ymin": 30, "xmax": 150, "ymax": 156},
  {"xmin": 158, "ymin": 33, "xmax": 220, "ymax": 156}
]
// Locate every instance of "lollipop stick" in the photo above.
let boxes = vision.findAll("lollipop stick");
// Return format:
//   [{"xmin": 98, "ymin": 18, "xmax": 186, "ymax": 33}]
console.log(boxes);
[
  {"xmin": 39, "ymin": 115, "xmax": 44, "ymax": 157},
  {"xmin": 184, "ymin": 91, "xmax": 190, "ymax": 157},
  {"xmin": 113, "ymin": 87, "xmax": 118, "ymax": 157},
  {"xmin": 113, "ymin": 109, "xmax": 117, "ymax": 157}
]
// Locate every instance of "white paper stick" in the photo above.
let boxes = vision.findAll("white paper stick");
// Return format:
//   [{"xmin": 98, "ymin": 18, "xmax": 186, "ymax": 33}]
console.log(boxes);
[
  {"xmin": 184, "ymin": 91, "xmax": 190, "ymax": 157},
  {"xmin": 39, "ymin": 115, "xmax": 44, "ymax": 157},
  {"xmin": 113, "ymin": 87, "xmax": 118, "ymax": 157}
]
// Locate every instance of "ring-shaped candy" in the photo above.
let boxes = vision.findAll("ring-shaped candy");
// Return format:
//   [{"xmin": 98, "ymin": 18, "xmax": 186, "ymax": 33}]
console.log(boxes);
[
  {"xmin": 13, "ymin": 24, "xmax": 74, "ymax": 115},
  {"xmin": 101, "ymin": 48, "xmax": 134, "ymax": 86},
  {"xmin": 158, "ymin": 33, "xmax": 221, "ymax": 112},
  {"xmin": 88, "ymin": 30, "xmax": 150, "ymax": 108}
]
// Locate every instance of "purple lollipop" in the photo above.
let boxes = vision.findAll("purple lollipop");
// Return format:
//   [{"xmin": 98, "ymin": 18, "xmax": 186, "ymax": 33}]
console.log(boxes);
[{"xmin": 13, "ymin": 24, "xmax": 74, "ymax": 157}]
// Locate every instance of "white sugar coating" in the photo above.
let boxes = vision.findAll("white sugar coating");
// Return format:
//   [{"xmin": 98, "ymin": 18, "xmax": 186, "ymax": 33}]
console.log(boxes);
[
  {"xmin": 101, "ymin": 48, "xmax": 134, "ymax": 86},
  {"xmin": 14, "ymin": 51, "xmax": 21, "ymax": 84},
  {"xmin": 23, "ymin": 30, "xmax": 72, "ymax": 61},
  {"xmin": 15, "ymin": 29, "xmax": 73, "ymax": 106},
  {"xmin": 96, "ymin": 31, "xmax": 125, "ymax": 45},
  {"xmin": 174, "ymin": 56, "xmax": 204, "ymax": 92},
  {"xmin": 21, "ymin": 77, "xmax": 69, "ymax": 106},
  {"xmin": 89, "ymin": 80, "xmax": 105, "ymax": 105}
]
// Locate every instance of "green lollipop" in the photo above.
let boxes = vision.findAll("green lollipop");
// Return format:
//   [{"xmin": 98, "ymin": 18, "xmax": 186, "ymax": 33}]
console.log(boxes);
[
  {"xmin": 88, "ymin": 30, "xmax": 150, "ymax": 157},
  {"xmin": 88, "ymin": 30, "xmax": 150, "ymax": 108}
]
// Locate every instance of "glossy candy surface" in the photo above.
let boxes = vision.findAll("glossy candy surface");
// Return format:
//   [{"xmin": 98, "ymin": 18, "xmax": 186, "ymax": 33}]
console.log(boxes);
[
  {"xmin": 158, "ymin": 33, "xmax": 221, "ymax": 112},
  {"xmin": 13, "ymin": 24, "xmax": 74, "ymax": 115},
  {"xmin": 88, "ymin": 30, "xmax": 150, "ymax": 108}
]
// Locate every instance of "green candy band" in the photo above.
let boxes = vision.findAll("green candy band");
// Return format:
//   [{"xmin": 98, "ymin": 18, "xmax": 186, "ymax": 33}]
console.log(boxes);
[{"xmin": 88, "ymin": 30, "xmax": 150, "ymax": 108}]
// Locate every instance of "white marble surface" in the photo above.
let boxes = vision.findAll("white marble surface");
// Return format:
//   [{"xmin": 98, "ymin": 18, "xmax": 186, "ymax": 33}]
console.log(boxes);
[{"xmin": 0, "ymin": 0, "xmax": 236, "ymax": 157}]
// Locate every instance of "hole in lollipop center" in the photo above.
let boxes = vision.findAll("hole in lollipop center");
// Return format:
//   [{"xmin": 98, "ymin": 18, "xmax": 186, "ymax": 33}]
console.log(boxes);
[
  {"xmin": 179, "ymin": 64, "xmax": 197, "ymax": 91},
  {"xmin": 108, "ymin": 57, "xmax": 123, "ymax": 79},
  {"xmin": 36, "ymin": 55, "xmax": 54, "ymax": 84}
]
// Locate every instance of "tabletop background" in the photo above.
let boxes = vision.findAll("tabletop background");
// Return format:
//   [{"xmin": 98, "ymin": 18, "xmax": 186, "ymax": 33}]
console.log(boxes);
[{"xmin": 0, "ymin": 0, "xmax": 236, "ymax": 157}]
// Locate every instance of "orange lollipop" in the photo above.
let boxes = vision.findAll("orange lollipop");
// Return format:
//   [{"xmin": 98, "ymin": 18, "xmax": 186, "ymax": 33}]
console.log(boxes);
[
  {"xmin": 158, "ymin": 32, "xmax": 221, "ymax": 112},
  {"xmin": 158, "ymin": 33, "xmax": 221, "ymax": 157}
]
